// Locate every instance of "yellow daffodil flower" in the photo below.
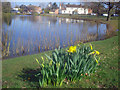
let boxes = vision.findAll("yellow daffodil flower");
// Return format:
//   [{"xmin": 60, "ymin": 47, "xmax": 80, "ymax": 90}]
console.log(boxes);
[
  {"xmin": 41, "ymin": 56, "xmax": 44, "ymax": 60},
  {"xmin": 94, "ymin": 55, "xmax": 99, "ymax": 63},
  {"xmin": 88, "ymin": 50, "xmax": 100, "ymax": 55},
  {"xmin": 95, "ymin": 50, "xmax": 100, "ymax": 55},
  {"xmin": 88, "ymin": 51, "xmax": 95, "ymax": 55},
  {"xmin": 95, "ymin": 58, "xmax": 98, "ymax": 63},
  {"xmin": 90, "ymin": 44, "xmax": 93, "ymax": 50},
  {"xmin": 96, "ymin": 59, "xmax": 98, "ymax": 63},
  {"xmin": 73, "ymin": 46, "xmax": 76, "ymax": 52},
  {"xmin": 67, "ymin": 46, "xmax": 76, "ymax": 53},
  {"xmin": 41, "ymin": 56, "xmax": 44, "ymax": 63}
]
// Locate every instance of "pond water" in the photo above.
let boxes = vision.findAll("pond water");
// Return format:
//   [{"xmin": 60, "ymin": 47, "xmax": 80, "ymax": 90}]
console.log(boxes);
[{"xmin": 2, "ymin": 15, "xmax": 110, "ymax": 58}]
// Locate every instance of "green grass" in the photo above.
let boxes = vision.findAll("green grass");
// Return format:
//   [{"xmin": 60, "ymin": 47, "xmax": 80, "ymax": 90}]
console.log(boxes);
[
  {"xmin": 2, "ymin": 35, "xmax": 119, "ymax": 88},
  {"xmin": 41, "ymin": 14, "xmax": 118, "ymax": 22}
]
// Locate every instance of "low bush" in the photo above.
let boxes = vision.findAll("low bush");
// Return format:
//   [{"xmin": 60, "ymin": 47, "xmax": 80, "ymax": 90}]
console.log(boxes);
[{"xmin": 35, "ymin": 44, "xmax": 100, "ymax": 87}]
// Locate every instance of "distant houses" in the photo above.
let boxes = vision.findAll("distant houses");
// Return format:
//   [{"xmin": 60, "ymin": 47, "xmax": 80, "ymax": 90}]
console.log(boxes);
[
  {"xmin": 59, "ymin": 4, "xmax": 92, "ymax": 15},
  {"xmin": 19, "ymin": 5, "xmax": 29, "ymax": 14},
  {"xmin": 27, "ymin": 5, "xmax": 42, "ymax": 14},
  {"xmin": 49, "ymin": 9, "xmax": 59, "ymax": 14},
  {"xmin": 55, "ymin": 9, "xmax": 59, "ymax": 14},
  {"xmin": 11, "ymin": 8, "xmax": 20, "ymax": 13},
  {"xmin": 11, "ymin": 3, "xmax": 93, "ymax": 15},
  {"xmin": 11, "ymin": 5, "xmax": 42, "ymax": 14},
  {"xmin": 49, "ymin": 3, "xmax": 93, "ymax": 15}
]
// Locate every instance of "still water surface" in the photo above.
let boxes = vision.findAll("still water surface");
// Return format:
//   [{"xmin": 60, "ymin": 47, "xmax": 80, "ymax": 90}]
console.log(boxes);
[{"xmin": 2, "ymin": 15, "xmax": 109, "ymax": 58}]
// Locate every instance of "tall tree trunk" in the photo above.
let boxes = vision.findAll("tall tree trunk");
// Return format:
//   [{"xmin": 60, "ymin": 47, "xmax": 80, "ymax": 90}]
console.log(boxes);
[
  {"xmin": 106, "ymin": 2, "xmax": 111, "ymax": 21},
  {"xmin": 106, "ymin": 2, "xmax": 114, "ymax": 21},
  {"xmin": 106, "ymin": 8, "xmax": 110, "ymax": 21}
]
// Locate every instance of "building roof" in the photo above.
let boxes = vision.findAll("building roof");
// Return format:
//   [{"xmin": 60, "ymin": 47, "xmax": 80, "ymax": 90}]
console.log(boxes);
[
  {"xmin": 66, "ymin": 4, "xmax": 85, "ymax": 8},
  {"xmin": 62, "ymin": 8, "xmax": 66, "ymax": 10}
]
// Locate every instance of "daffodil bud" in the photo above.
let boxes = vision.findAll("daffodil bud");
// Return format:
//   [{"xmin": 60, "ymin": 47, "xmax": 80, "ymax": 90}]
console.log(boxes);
[
  {"xmin": 42, "ymin": 64, "xmax": 44, "ymax": 68},
  {"xmin": 89, "ymin": 44, "xmax": 93, "ymax": 50}
]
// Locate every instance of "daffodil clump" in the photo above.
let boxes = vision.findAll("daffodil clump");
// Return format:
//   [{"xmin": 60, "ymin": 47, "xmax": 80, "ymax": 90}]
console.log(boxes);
[{"xmin": 35, "ymin": 44, "xmax": 100, "ymax": 87}]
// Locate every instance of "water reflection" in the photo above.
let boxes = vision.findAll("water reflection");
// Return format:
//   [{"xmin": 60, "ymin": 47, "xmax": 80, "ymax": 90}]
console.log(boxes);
[
  {"xmin": 3, "ymin": 14, "xmax": 12, "ymax": 26},
  {"xmin": 2, "ymin": 15, "xmax": 109, "ymax": 58},
  {"xmin": 19, "ymin": 15, "xmax": 39, "ymax": 23}
]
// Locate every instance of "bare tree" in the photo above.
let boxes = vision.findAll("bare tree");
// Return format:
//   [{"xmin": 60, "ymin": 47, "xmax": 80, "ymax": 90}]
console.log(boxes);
[
  {"xmin": 104, "ymin": 2, "xmax": 115, "ymax": 21},
  {"xmin": 114, "ymin": 2, "xmax": 120, "ymax": 15},
  {"xmin": 83, "ymin": 2, "xmax": 104, "ymax": 16}
]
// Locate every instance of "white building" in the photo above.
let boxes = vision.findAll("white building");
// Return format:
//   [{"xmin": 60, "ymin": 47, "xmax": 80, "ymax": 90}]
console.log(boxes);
[
  {"xmin": 59, "ymin": 4, "xmax": 92, "ymax": 15},
  {"xmin": 11, "ymin": 8, "xmax": 20, "ymax": 13},
  {"xmin": 13, "ymin": 8, "xmax": 20, "ymax": 11}
]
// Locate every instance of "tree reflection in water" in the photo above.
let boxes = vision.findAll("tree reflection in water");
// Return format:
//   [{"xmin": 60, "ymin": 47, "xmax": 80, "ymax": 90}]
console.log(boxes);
[{"xmin": 2, "ymin": 15, "xmax": 109, "ymax": 58}]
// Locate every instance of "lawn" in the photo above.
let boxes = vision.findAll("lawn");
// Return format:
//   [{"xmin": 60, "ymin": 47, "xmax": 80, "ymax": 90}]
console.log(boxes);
[{"xmin": 2, "ymin": 35, "xmax": 118, "ymax": 88}]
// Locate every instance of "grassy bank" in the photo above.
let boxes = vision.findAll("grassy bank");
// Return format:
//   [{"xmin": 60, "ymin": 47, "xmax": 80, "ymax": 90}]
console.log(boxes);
[{"xmin": 2, "ymin": 35, "xmax": 118, "ymax": 88}]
